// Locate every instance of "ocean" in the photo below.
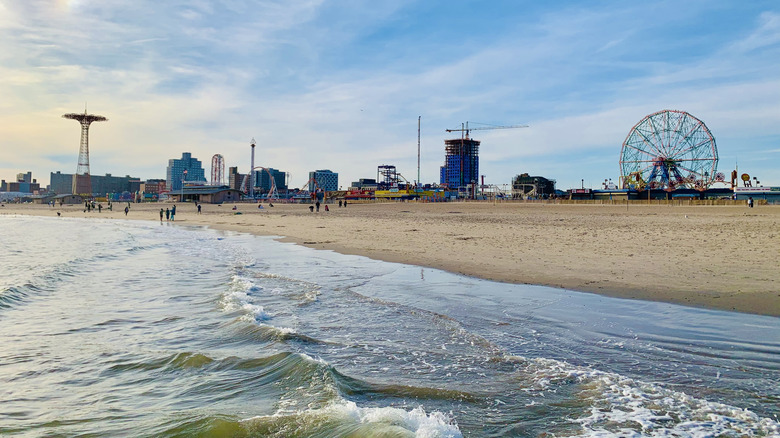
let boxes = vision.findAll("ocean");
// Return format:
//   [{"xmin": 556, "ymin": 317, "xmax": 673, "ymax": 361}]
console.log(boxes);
[{"xmin": 0, "ymin": 215, "xmax": 777, "ymax": 437}]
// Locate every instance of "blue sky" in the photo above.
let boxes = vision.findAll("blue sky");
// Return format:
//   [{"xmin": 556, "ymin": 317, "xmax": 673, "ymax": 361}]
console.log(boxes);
[{"xmin": 1, "ymin": 0, "xmax": 779, "ymax": 190}]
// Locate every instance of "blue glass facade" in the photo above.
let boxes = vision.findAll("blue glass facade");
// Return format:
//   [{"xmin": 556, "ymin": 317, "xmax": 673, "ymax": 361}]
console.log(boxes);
[
  {"xmin": 309, "ymin": 170, "xmax": 338, "ymax": 192},
  {"xmin": 253, "ymin": 168, "xmax": 287, "ymax": 192},
  {"xmin": 167, "ymin": 152, "xmax": 206, "ymax": 191},
  {"xmin": 440, "ymin": 138, "xmax": 480, "ymax": 188}
]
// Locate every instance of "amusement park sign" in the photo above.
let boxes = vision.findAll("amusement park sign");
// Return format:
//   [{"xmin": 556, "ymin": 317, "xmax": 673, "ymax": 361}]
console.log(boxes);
[{"xmin": 734, "ymin": 187, "xmax": 779, "ymax": 193}]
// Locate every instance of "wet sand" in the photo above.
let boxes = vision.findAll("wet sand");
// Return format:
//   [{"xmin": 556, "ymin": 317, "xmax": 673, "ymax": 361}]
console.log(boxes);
[{"xmin": 3, "ymin": 201, "xmax": 779, "ymax": 316}]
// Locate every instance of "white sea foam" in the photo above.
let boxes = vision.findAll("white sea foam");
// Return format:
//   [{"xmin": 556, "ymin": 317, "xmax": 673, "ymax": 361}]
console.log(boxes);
[
  {"xmin": 243, "ymin": 400, "xmax": 462, "ymax": 437},
  {"xmin": 575, "ymin": 373, "xmax": 780, "ymax": 437},
  {"xmin": 343, "ymin": 402, "xmax": 461, "ymax": 438},
  {"xmin": 220, "ymin": 275, "xmax": 270, "ymax": 321},
  {"xmin": 241, "ymin": 302, "xmax": 270, "ymax": 321},
  {"xmin": 505, "ymin": 355, "xmax": 779, "ymax": 436}
]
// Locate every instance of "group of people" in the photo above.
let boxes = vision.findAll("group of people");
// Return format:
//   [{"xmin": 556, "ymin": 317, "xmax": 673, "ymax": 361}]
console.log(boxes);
[
  {"xmin": 159, "ymin": 204, "xmax": 176, "ymax": 222},
  {"xmin": 157, "ymin": 203, "xmax": 201, "ymax": 222},
  {"xmin": 309, "ymin": 201, "xmax": 328, "ymax": 212},
  {"xmin": 308, "ymin": 199, "xmax": 347, "ymax": 212},
  {"xmin": 82, "ymin": 200, "xmax": 109, "ymax": 213}
]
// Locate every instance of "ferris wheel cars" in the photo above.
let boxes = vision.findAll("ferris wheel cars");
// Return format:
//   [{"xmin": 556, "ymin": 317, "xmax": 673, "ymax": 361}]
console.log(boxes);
[{"xmin": 620, "ymin": 110, "xmax": 718, "ymax": 190}]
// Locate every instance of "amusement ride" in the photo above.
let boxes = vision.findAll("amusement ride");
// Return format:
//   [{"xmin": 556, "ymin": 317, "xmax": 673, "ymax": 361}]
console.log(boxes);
[{"xmin": 620, "ymin": 110, "xmax": 722, "ymax": 190}]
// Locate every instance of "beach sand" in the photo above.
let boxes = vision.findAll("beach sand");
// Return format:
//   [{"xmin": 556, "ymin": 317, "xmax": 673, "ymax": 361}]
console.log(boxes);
[{"xmin": 3, "ymin": 201, "xmax": 779, "ymax": 316}]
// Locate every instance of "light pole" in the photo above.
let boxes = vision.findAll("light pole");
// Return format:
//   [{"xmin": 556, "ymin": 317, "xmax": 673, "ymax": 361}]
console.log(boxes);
[
  {"xmin": 250, "ymin": 139, "xmax": 256, "ymax": 199},
  {"xmin": 181, "ymin": 169, "xmax": 187, "ymax": 202},
  {"xmin": 417, "ymin": 115, "xmax": 421, "ymax": 195}
]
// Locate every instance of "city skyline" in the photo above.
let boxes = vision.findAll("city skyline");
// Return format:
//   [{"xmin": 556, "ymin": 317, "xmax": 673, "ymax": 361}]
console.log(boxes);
[{"xmin": 1, "ymin": 1, "xmax": 779, "ymax": 189}]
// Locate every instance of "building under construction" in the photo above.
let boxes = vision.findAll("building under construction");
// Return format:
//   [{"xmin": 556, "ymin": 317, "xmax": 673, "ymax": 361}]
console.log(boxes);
[{"xmin": 440, "ymin": 138, "xmax": 480, "ymax": 189}]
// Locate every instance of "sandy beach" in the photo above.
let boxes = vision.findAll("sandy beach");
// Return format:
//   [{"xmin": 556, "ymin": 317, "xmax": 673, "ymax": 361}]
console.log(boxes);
[{"xmin": 3, "ymin": 200, "xmax": 778, "ymax": 316}]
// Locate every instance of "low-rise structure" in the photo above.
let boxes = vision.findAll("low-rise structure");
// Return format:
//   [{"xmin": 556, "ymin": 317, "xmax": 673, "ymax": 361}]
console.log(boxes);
[
  {"xmin": 512, "ymin": 173, "xmax": 556, "ymax": 199},
  {"xmin": 168, "ymin": 186, "xmax": 242, "ymax": 204},
  {"xmin": 49, "ymin": 171, "xmax": 141, "ymax": 196}
]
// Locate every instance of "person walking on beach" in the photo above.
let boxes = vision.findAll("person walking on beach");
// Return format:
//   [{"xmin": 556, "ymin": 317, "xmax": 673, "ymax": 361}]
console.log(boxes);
[
  {"xmin": 171, "ymin": 204, "xmax": 176, "ymax": 221},
  {"xmin": 748, "ymin": 197, "xmax": 754, "ymax": 208},
  {"xmin": 98, "ymin": 204, "xmax": 102, "ymax": 213},
  {"xmin": 197, "ymin": 204, "xmax": 201, "ymax": 214},
  {"xmin": 165, "ymin": 208, "xmax": 170, "ymax": 221},
  {"xmin": 124, "ymin": 206, "xmax": 129, "ymax": 216},
  {"xmin": 343, "ymin": 199, "xmax": 347, "ymax": 208},
  {"xmin": 315, "ymin": 201, "xmax": 320, "ymax": 212},
  {"xmin": 159, "ymin": 208, "xmax": 164, "ymax": 222}
]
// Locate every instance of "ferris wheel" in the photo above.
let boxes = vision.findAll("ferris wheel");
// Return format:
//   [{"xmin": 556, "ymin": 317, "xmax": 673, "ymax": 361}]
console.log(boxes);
[{"xmin": 620, "ymin": 110, "xmax": 719, "ymax": 190}]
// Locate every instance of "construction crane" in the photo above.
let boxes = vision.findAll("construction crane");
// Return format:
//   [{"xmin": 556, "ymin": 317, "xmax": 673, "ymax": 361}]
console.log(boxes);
[
  {"xmin": 446, "ymin": 121, "xmax": 529, "ymax": 139},
  {"xmin": 443, "ymin": 121, "xmax": 529, "ymax": 198}
]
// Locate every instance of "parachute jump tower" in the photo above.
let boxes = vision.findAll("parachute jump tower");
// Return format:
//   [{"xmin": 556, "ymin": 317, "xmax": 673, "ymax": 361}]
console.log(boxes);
[{"xmin": 63, "ymin": 108, "xmax": 108, "ymax": 196}]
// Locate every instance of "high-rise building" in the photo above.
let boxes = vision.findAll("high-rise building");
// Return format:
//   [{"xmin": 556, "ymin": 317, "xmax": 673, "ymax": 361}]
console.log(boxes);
[
  {"xmin": 167, "ymin": 152, "xmax": 206, "ymax": 191},
  {"xmin": 228, "ymin": 166, "xmax": 246, "ymax": 192},
  {"xmin": 50, "ymin": 172, "xmax": 73, "ymax": 194},
  {"xmin": 440, "ymin": 138, "xmax": 480, "ymax": 189},
  {"xmin": 309, "ymin": 169, "xmax": 338, "ymax": 192},
  {"xmin": 16, "ymin": 172, "xmax": 32, "ymax": 183},
  {"xmin": 254, "ymin": 168, "xmax": 287, "ymax": 193}
]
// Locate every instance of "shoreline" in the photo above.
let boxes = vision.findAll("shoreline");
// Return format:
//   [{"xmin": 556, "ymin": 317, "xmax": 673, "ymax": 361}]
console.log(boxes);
[{"xmin": 3, "ymin": 201, "xmax": 778, "ymax": 317}]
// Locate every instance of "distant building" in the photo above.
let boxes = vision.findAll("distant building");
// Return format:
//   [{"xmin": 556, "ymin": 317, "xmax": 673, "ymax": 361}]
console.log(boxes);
[
  {"xmin": 50, "ymin": 171, "xmax": 73, "ymax": 194},
  {"xmin": 254, "ymin": 167, "xmax": 287, "ymax": 193},
  {"xmin": 49, "ymin": 171, "xmax": 140, "ymax": 196},
  {"xmin": 4, "ymin": 171, "xmax": 40, "ymax": 193},
  {"xmin": 167, "ymin": 152, "xmax": 206, "ymax": 191},
  {"xmin": 512, "ymin": 173, "xmax": 556, "ymax": 198},
  {"xmin": 350, "ymin": 178, "xmax": 378, "ymax": 190},
  {"xmin": 228, "ymin": 167, "xmax": 246, "ymax": 192},
  {"xmin": 52, "ymin": 194, "xmax": 84, "ymax": 205},
  {"xmin": 16, "ymin": 172, "xmax": 32, "ymax": 183},
  {"xmin": 169, "ymin": 186, "xmax": 243, "ymax": 204},
  {"xmin": 7, "ymin": 180, "xmax": 40, "ymax": 193},
  {"xmin": 92, "ymin": 174, "xmax": 141, "ymax": 195},
  {"xmin": 440, "ymin": 138, "xmax": 480, "ymax": 189},
  {"xmin": 140, "ymin": 179, "xmax": 167, "ymax": 199},
  {"xmin": 309, "ymin": 169, "xmax": 338, "ymax": 192}
]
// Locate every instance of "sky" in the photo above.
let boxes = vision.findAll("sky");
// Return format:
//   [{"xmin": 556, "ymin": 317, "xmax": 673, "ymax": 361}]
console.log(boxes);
[{"xmin": 1, "ymin": 0, "xmax": 779, "ymax": 191}]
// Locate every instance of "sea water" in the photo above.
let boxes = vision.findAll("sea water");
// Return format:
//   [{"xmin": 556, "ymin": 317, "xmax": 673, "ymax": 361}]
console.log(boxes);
[{"xmin": 0, "ymin": 215, "xmax": 777, "ymax": 437}]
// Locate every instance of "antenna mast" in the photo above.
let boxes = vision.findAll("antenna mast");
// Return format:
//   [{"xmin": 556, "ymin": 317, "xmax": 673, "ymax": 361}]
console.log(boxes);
[{"xmin": 417, "ymin": 116, "xmax": 421, "ymax": 191}]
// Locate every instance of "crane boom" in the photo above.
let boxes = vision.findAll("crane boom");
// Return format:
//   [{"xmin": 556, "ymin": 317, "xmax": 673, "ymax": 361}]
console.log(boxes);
[{"xmin": 446, "ymin": 121, "xmax": 529, "ymax": 139}]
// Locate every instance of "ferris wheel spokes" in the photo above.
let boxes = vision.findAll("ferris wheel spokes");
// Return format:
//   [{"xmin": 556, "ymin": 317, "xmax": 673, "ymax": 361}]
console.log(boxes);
[{"xmin": 620, "ymin": 110, "xmax": 718, "ymax": 190}]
